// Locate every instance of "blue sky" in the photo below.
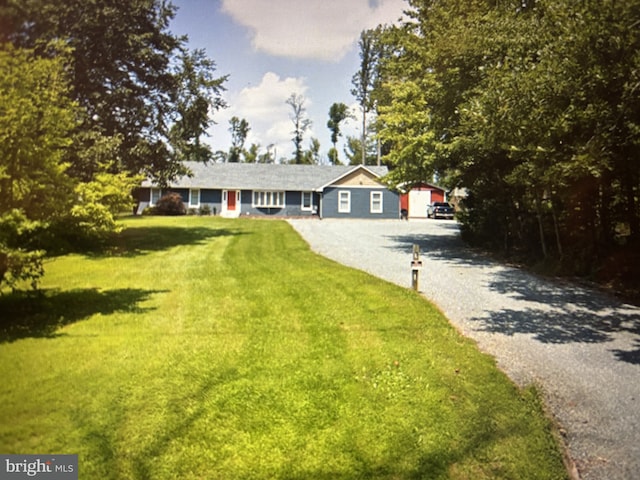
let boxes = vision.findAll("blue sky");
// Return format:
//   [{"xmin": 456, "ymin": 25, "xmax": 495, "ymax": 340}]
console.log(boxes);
[{"xmin": 170, "ymin": 0, "xmax": 406, "ymax": 163}]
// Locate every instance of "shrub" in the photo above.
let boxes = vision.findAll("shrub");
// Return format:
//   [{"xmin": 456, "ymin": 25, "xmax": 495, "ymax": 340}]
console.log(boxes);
[
  {"xmin": 0, "ymin": 246, "xmax": 45, "ymax": 291},
  {"xmin": 0, "ymin": 210, "xmax": 45, "ymax": 291},
  {"xmin": 199, "ymin": 204, "xmax": 212, "ymax": 216},
  {"xmin": 155, "ymin": 193, "xmax": 186, "ymax": 216}
]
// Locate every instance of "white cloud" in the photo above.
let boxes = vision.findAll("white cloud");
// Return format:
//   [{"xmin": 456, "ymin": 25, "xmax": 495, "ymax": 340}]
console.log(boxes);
[
  {"xmin": 220, "ymin": 0, "xmax": 406, "ymax": 61},
  {"xmin": 212, "ymin": 72, "xmax": 314, "ymax": 160},
  {"xmin": 235, "ymin": 72, "xmax": 309, "ymax": 121}
]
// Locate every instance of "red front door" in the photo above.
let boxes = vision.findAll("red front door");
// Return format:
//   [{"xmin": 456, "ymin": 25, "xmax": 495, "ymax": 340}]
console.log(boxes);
[{"xmin": 227, "ymin": 190, "xmax": 236, "ymax": 210}]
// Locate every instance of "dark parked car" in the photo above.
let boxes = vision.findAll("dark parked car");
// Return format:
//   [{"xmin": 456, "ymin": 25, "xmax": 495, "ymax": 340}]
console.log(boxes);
[{"xmin": 427, "ymin": 202, "xmax": 455, "ymax": 219}]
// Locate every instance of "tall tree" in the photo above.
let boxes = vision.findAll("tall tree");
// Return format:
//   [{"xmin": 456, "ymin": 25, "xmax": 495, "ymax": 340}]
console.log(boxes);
[
  {"xmin": 0, "ymin": 44, "xmax": 77, "ymax": 290},
  {"xmin": 0, "ymin": 44, "xmax": 138, "ymax": 290},
  {"xmin": 302, "ymin": 138, "xmax": 321, "ymax": 165},
  {"xmin": 343, "ymin": 135, "xmax": 376, "ymax": 166},
  {"xmin": 0, "ymin": 0, "xmax": 227, "ymax": 184},
  {"xmin": 327, "ymin": 102, "xmax": 352, "ymax": 164},
  {"xmin": 286, "ymin": 93, "xmax": 312, "ymax": 164},
  {"xmin": 228, "ymin": 116, "xmax": 251, "ymax": 163},
  {"xmin": 378, "ymin": 80, "xmax": 438, "ymax": 183},
  {"xmin": 170, "ymin": 48, "xmax": 226, "ymax": 165},
  {"xmin": 351, "ymin": 29, "xmax": 381, "ymax": 165},
  {"xmin": 243, "ymin": 143, "xmax": 260, "ymax": 163},
  {"xmin": 0, "ymin": 44, "xmax": 77, "ymax": 221}
]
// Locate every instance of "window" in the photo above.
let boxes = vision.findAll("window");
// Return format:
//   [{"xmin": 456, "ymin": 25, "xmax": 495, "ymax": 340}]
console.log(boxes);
[
  {"xmin": 253, "ymin": 191, "xmax": 285, "ymax": 208},
  {"xmin": 338, "ymin": 191, "xmax": 351, "ymax": 213},
  {"xmin": 150, "ymin": 188, "xmax": 161, "ymax": 206},
  {"xmin": 370, "ymin": 191, "xmax": 383, "ymax": 213},
  {"xmin": 189, "ymin": 189, "xmax": 200, "ymax": 207},
  {"xmin": 301, "ymin": 192, "xmax": 313, "ymax": 211}
]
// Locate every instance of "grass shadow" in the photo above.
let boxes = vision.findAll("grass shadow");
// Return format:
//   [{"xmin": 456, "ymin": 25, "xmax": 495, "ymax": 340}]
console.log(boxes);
[
  {"xmin": 43, "ymin": 218, "xmax": 249, "ymax": 258},
  {"xmin": 99, "ymin": 224, "xmax": 248, "ymax": 258},
  {"xmin": 0, "ymin": 288, "xmax": 165, "ymax": 343}
]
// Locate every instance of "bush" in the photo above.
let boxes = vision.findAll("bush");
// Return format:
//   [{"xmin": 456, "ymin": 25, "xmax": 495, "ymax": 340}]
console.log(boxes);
[
  {"xmin": 0, "ymin": 246, "xmax": 45, "ymax": 291},
  {"xmin": 199, "ymin": 204, "xmax": 212, "ymax": 216},
  {"xmin": 155, "ymin": 193, "xmax": 186, "ymax": 216},
  {"xmin": 0, "ymin": 210, "xmax": 45, "ymax": 291}
]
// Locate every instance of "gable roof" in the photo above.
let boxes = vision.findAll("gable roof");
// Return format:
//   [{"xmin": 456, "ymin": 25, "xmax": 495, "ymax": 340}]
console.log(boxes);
[
  {"xmin": 317, "ymin": 165, "xmax": 390, "ymax": 190},
  {"xmin": 142, "ymin": 162, "xmax": 389, "ymax": 191},
  {"xmin": 397, "ymin": 181, "xmax": 446, "ymax": 194}
]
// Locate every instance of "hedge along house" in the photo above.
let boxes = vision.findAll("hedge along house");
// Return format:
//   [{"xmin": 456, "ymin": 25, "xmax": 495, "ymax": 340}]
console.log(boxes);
[{"xmin": 136, "ymin": 162, "xmax": 400, "ymax": 219}]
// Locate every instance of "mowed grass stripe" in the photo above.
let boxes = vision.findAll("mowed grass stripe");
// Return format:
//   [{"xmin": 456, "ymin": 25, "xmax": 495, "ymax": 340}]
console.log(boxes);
[{"xmin": 0, "ymin": 216, "xmax": 567, "ymax": 479}]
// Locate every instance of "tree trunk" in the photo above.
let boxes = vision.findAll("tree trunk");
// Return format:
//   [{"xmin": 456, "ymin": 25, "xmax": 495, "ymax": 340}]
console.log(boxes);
[
  {"xmin": 598, "ymin": 172, "xmax": 614, "ymax": 248},
  {"xmin": 361, "ymin": 108, "xmax": 367, "ymax": 165},
  {"xmin": 551, "ymin": 200, "xmax": 563, "ymax": 257},
  {"xmin": 535, "ymin": 196, "xmax": 548, "ymax": 258},
  {"xmin": 622, "ymin": 167, "xmax": 640, "ymax": 245}
]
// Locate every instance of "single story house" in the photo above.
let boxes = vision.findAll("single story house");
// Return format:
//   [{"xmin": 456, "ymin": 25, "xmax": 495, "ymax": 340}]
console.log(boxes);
[
  {"xmin": 399, "ymin": 183, "xmax": 447, "ymax": 219},
  {"xmin": 136, "ymin": 162, "xmax": 400, "ymax": 219}
]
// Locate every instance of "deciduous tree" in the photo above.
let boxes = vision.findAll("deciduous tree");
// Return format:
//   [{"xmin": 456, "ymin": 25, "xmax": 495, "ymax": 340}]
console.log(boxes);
[
  {"xmin": 302, "ymin": 138, "xmax": 321, "ymax": 165},
  {"xmin": 351, "ymin": 29, "xmax": 381, "ymax": 165},
  {"xmin": 228, "ymin": 117, "xmax": 251, "ymax": 163},
  {"xmin": 0, "ymin": 0, "xmax": 227, "ymax": 183},
  {"xmin": 286, "ymin": 93, "xmax": 312, "ymax": 164},
  {"xmin": 0, "ymin": 44, "xmax": 77, "ymax": 289},
  {"xmin": 374, "ymin": 0, "xmax": 640, "ymax": 284},
  {"xmin": 327, "ymin": 102, "xmax": 352, "ymax": 164}
]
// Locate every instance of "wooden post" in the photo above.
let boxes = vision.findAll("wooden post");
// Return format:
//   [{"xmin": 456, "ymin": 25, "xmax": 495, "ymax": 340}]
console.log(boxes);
[{"xmin": 411, "ymin": 244, "xmax": 422, "ymax": 291}]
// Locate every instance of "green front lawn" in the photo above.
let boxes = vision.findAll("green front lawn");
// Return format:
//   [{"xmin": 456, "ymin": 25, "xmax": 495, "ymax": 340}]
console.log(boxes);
[{"xmin": 0, "ymin": 216, "xmax": 567, "ymax": 479}]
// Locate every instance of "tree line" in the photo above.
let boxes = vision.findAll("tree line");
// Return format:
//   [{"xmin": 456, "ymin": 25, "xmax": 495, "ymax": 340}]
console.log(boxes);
[
  {"xmin": 219, "ymin": 28, "xmax": 391, "ymax": 167},
  {"xmin": 220, "ymin": 94, "xmax": 320, "ymax": 164},
  {"xmin": 219, "ymin": 94, "xmax": 369, "ymax": 166},
  {"xmin": 370, "ymin": 0, "xmax": 639, "ymax": 285}
]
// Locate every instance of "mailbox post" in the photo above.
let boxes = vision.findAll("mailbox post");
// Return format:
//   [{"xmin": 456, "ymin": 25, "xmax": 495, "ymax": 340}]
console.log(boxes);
[{"xmin": 411, "ymin": 244, "xmax": 422, "ymax": 291}]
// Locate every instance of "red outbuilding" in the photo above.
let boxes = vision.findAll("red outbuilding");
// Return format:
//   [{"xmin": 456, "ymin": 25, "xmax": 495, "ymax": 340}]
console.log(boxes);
[{"xmin": 399, "ymin": 183, "xmax": 446, "ymax": 219}]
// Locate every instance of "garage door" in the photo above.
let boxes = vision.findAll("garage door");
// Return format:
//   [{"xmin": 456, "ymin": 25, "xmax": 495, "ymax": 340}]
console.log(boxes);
[{"xmin": 409, "ymin": 190, "xmax": 431, "ymax": 218}]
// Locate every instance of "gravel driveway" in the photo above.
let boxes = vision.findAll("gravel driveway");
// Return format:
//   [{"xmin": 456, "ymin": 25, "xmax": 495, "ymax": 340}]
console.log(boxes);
[{"xmin": 288, "ymin": 218, "xmax": 640, "ymax": 480}]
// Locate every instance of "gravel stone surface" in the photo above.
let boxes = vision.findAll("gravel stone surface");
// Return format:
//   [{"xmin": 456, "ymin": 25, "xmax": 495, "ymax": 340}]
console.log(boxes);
[{"xmin": 288, "ymin": 218, "xmax": 640, "ymax": 480}]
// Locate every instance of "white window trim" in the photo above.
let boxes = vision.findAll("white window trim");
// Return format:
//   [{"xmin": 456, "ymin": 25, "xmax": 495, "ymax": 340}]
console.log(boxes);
[
  {"xmin": 252, "ymin": 190, "xmax": 286, "ymax": 208},
  {"xmin": 301, "ymin": 191, "xmax": 313, "ymax": 211},
  {"xmin": 150, "ymin": 188, "xmax": 161, "ymax": 206},
  {"xmin": 338, "ymin": 191, "xmax": 351, "ymax": 213},
  {"xmin": 370, "ymin": 191, "xmax": 383, "ymax": 213},
  {"xmin": 189, "ymin": 188, "xmax": 200, "ymax": 208}
]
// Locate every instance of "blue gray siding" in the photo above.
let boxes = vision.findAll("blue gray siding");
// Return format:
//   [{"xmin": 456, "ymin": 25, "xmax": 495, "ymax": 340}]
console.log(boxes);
[
  {"xmin": 240, "ymin": 191, "xmax": 319, "ymax": 217},
  {"xmin": 136, "ymin": 183, "xmax": 401, "ymax": 219},
  {"xmin": 136, "ymin": 187, "xmax": 320, "ymax": 217},
  {"xmin": 321, "ymin": 187, "xmax": 400, "ymax": 219}
]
